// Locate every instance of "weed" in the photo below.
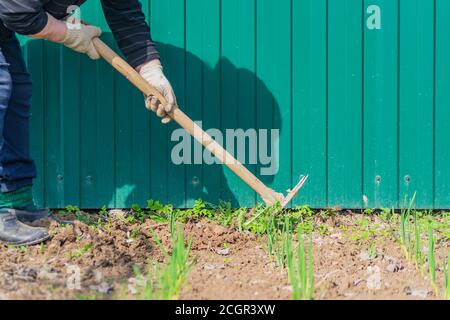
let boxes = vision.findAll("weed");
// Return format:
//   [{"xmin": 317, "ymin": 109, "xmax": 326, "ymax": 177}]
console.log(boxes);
[
  {"xmin": 216, "ymin": 201, "xmax": 235, "ymax": 226},
  {"xmin": 379, "ymin": 208, "xmax": 394, "ymax": 223},
  {"xmin": 317, "ymin": 224, "xmax": 330, "ymax": 236},
  {"xmin": 236, "ymin": 208, "xmax": 247, "ymax": 233},
  {"xmin": 99, "ymin": 206, "xmax": 108, "ymax": 217},
  {"xmin": 147, "ymin": 200, "xmax": 172, "ymax": 222},
  {"xmin": 297, "ymin": 220, "xmax": 314, "ymax": 235},
  {"xmin": 69, "ymin": 243, "xmax": 93, "ymax": 259},
  {"xmin": 130, "ymin": 226, "xmax": 141, "ymax": 241},
  {"xmin": 188, "ymin": 199, "xmax": 214, "ymax": 220},
  {"xmin": 65, "ymin": 205, "xmax": 80, "ymax": 215},
  {"xmin": 74, "ymin": 210, "xmax": 103, "ymax": 228},
  {"xmin": 367, "ymin": 243, "xmax": 378, "ymax": 259},
  {"xmin": 131, "ymin": 204, "xmax": 147, "ymax": 222},
  {"xmin": 345, "ymin": 217, "xmax": 378, "ymax": 242},
  {"xmin": 78, "ymin": 293, "xmax": 98, "ymax": 300},
  {"xmin": 294, "ymin": 205, "xmax": 315, "ymax": 219}
]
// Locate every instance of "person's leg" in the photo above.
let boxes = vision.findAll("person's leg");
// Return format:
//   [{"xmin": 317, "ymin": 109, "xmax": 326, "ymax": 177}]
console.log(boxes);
[
  {"xmin": 0, "ymin": 36, "xmax": 36, "ymax": 194},
  {"xmin": 0, "ymin": 37, "xmax": 49, "ymax": 246}
]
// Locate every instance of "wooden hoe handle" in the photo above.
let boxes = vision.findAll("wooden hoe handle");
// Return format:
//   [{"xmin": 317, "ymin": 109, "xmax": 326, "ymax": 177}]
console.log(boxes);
[{"xmin": 92, "ymin": 38, "xmax": 283, "ymax": 205}]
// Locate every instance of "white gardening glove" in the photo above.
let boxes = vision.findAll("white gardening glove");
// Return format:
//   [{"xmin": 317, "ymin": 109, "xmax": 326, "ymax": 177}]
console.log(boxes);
[
  {"xmin": 139, "ymin": 61, "xmax": 177, "ymax": 124},
  {"xmin": 61, "ymin": 24, "xmax": 102, "ymax": 60}
]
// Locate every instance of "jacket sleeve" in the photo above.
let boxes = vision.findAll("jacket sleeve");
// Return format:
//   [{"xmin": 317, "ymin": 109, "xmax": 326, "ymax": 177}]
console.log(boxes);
[
  {"xmin": 101, "ymin": 0, "xmax": 160, "ymax": 68},
  {"xmin": 0, "ymin": 0, "xmax": 48, "ymax": 35}
]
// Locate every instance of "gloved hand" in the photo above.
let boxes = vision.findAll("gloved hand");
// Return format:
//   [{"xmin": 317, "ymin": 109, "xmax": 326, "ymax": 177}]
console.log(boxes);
[
  {"xmin": 139, "ymin": 61, "xmax": 177, "ymax": 124},
  {"xmin": 61, "ymin": 24, "xmax": 102, "ymax": 60}
]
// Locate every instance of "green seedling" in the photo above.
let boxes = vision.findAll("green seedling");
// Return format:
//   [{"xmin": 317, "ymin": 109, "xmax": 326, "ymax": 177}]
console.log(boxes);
[
  {"xmin": 146, "ymin": 225, "xmax": 195, "ymax": 300},
  {"xmin": 266, "ymin": 214, "xmax": 276, "ymax": 258},
  {"xmin": 427, "ymin": 224, "xmax": 437, "ymax": 292},
  {"xmin": 444, "ymin": 254, "xmax": 450, "ymax": 300},
  {"xmin": 399, "ymin": 193, "xmax": 416, "ymax": 260},
  {"xmin": 168, "ymin": 209, "xmax": 177, "ymax": 238},
  {"xmin": 266, "ymin": 214, "xmax": 286, "ymax": 270},
  {"xmin": 287, "ymin": 231, "xmax": 314, "ymax": 300},
  {"xmin": 413, "ymin": 209, "xmax": 423, "ymax": 274}
]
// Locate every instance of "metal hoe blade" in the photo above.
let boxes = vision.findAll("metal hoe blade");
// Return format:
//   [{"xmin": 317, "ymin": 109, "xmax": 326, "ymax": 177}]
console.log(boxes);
[{"xmin": 281, "ymin": 175, "xmax": 309, "ymax": 208}]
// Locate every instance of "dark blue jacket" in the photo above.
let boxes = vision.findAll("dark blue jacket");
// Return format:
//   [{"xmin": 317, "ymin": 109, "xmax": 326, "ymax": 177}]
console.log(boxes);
[{"xmin": 0, "ymin": 0, "xmax": 159, "ymax": 68}]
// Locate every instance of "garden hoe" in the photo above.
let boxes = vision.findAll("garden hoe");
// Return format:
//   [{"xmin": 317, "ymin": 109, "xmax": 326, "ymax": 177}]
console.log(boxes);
[{"xmin": 92, "ymin": 38, "xmax": 308, "ymax": 208}]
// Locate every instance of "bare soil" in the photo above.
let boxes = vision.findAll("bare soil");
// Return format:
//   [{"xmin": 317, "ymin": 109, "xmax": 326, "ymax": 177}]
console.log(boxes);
[{"xmin": 0, "ymin": 212, "xmax": 447, "ymax": 300}]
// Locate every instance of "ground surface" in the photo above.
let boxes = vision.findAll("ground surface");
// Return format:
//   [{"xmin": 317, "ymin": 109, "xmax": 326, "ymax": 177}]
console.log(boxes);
[{"xmin": 0, "ymin": 210, "xmax": 448, "ymax": 300}]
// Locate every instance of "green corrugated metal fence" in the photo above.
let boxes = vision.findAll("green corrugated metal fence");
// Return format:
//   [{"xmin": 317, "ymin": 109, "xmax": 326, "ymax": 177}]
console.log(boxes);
[{"xmin": 18, "ymin": 0, "xmax": 450, "ymax": 209}]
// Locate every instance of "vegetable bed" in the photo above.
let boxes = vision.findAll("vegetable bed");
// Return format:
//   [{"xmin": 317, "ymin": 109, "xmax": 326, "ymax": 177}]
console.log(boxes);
[{"xmin": 0, "ymin": 201, "xmax": 449, "ymax": 300}]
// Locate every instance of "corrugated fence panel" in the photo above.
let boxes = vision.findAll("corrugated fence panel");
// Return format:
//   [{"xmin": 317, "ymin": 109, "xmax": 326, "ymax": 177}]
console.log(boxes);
[
  {"xmin": 221, "ymin": 0, "xmax": 257, "ymax": 207},
  {"xmin": 435, "ymin": 0, "xmax": 450, "ymax": 208},
  {"xmin": 328, "ymin": 0, "xmax": 363, "ymax": 208},
  {"xmin": 399, "ymin": 0, "xmax": 434, "ymax": 208},
  {"xmin": 150, "ymin": 0, "xmax": 187, "ymax": 208},
  {"xmin": 292, "ymin": 0, "xmax": 327, "ymax": 208},
  {"xmin": 18, "ymin": 0, "xmax": 450, "ymax": 209},
  {"xmin": 363, "ymin": 0, "xmax": 399, "ymax": 208}
]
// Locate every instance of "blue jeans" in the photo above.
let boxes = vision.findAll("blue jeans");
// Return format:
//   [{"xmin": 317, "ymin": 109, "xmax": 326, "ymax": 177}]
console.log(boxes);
[{"xmin": 0, "ymin": 36, "xmax": 36, "ymax": 193}]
